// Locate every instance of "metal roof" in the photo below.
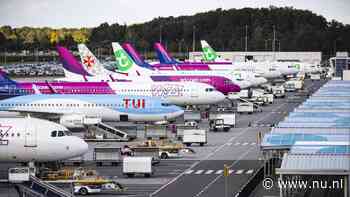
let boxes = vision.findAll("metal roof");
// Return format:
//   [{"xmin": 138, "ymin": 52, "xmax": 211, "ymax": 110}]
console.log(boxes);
[
  {"xmin": 288, "ymin": 112, "xmax": 350, "ymax": 118},
  {"xmin": 271, "ymin": 127, "xmax": 350, "ymax": 135},
  {"xmin": 290, "ymin": 141, "xmax": 350, "ymax": 154},
  {"xmin": 277, "ymin": 122, "xmax": 350, "ymax": 128},
  {"xmin": 261, "ymin": 133, "xmax": 350, "ymax": 150},
  {"xmin": 276, "ymin": 153, "xmax": 350, "ymax": 175}
]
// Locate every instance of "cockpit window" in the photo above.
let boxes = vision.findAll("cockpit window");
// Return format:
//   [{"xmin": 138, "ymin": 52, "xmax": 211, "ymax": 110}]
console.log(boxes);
[
  {"xmin": 57, "ymin": 131, "xmax": 65, "ymax": 137},
  {"xmin": 269, "ymin": 68, "xmax": 277, "ymax": 71},
  {"xmin": 205, "ymin": 88, "xmax": 214, "ymax": 92},
  {"xmin": 51, "ymin": 131, "xmax": 57, "ymax": 137}
]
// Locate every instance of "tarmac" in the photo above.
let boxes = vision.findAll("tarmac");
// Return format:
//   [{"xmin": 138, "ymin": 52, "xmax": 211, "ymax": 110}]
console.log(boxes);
[{"xmin": 0, "ymin": 79, "xmax": 327, "ymax": 197}]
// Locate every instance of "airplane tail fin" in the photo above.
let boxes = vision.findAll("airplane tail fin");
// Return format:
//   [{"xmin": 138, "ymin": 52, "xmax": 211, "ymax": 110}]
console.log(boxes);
[
  {"xmin": 122, "ymin": 42, "xmax": 154, "ymax": 69},
  {"xmin": 0, "ymin": 69, "xmax": 16, "ymax": 84},
  {"xmin": 154, "ymin": 42, "xmax": 178, "ymax": 64},
  {"xmin": 200, "ymin": 40, "xmax": 218, "ymax": 61},
  {"xmin": 77, "ymin": 43, "xmax": 108, "ymax": 76},
  {"xmin": 56, "ymin": 45, "xmax": 92, "ymax": 76},
  {"xmin": 112, "ymin": 42, "xmax": 152, "ymax": 77}
]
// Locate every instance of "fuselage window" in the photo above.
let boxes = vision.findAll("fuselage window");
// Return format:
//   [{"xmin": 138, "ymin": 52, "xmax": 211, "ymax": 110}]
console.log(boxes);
[{"xmin": 17, "ymin": 133, "xmax": 20, "ymax": 137}]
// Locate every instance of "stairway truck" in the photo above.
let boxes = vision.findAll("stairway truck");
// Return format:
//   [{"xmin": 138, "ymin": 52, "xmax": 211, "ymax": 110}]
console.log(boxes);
[
  {"xmin": 237, "ymin": 102, "xmax": 254, "ymax": 114},
  {"xmin": 182, "ymin": 129, "xmax": 207, "ymax": 146},
  {"xmin": 123, "ymin": 157, "xmax": 153, "ymax": 178}
]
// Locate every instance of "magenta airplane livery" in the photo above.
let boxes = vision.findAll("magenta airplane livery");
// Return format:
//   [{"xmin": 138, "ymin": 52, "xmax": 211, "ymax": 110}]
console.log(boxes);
[
  {"xmin": 57, "ymin": 44, "xmax": 240, "ymax": 94},
  {"xmin": 0, "ymin": 69, "xmax": 114, "ymax": 99},
  {"xmin": 112, "ymin": 42, "xmax": 241, "ymax": 94}
]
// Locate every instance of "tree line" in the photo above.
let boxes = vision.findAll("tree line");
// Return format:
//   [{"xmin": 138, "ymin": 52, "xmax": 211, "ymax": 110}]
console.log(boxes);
[{"xmin": 0, "ymin": 6, "xmax": 349, "ymax": 59}]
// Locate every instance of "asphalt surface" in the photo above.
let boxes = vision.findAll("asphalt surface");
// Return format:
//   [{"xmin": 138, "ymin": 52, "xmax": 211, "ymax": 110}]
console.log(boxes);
[{"xmin": 0, "ymin": 79, "xmax": 327, "ymax": 197}]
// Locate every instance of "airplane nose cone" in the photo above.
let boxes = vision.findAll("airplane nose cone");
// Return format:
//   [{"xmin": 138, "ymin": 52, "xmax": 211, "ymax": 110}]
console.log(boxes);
[
  {"xmin": 70, "ymin": 137, "xmax": 89, "ymax": 158},
  {"xmin": 168, "ymin": 107, "xmax": 184, "ymax": 119},
  {"xmin": 214, "ymin": 91, "xmax": 226, "ymax": 103},
  {"xmin": 259, "ymin": 77, "xmax": 268, "ymax": 85},
  {"xmin": 237, "ymin": 81, "xmax": 252, "ymax": 89}
]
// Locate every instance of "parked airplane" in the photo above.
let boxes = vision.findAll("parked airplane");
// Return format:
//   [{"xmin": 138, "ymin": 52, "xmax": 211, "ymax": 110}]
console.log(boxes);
[
  {"xmin": 0, "ymin": 94, "xmax": 184, "ymax": 128},
  {"xmin": 0, "ymin": 69, "xmax": 115, "ymax": 99},
  {"xmin": 147, "ymin": 42, "xmax": 267, "ymax": 87},
  {"xmin": 112, "ymin": 42, "xmax": 241, "ymax": 94},
  {"xmin": 0, "ymin": 68, "xmax": 224, "ymax": 106},
  {"xmin": 57, "ymin": 44, "xmax": 240, "ymax": 95},
  {"xmin": 0, "ymin": 116, "xmax": 88, "ymax": 162},
  {"xmin": 152, "ymin": 41, "xmax": 282, "ymax": 79},
  {"xmin": 199, "ymin": 40, "xmax": 299, "ymax": 76},
  {"xmin": 51, "ymin": 47, "xmax": 226, "ymax": 105}
]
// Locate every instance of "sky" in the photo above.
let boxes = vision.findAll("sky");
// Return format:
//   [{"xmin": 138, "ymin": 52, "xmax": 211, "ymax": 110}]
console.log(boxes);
[{"xmin": 0, "ymin": 0, "xmax": 350, "ymax": 28}]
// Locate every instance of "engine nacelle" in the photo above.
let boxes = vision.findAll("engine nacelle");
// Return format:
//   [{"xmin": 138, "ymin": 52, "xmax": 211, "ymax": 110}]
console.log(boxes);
[{"xmin": 59, "ymin": 114, "xmax": 101, "ymax": 128}]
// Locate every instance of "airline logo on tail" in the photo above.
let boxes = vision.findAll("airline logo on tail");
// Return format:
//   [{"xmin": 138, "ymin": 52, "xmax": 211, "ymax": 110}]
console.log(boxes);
[
  {"xmin": 114, "ymin": 48, "xmax": 133, "ymax": 72},
  {"xmin": 78, "ymin": 44, "xmax": 103, "ymax": 75},
  {"xmin": 201, "ymin": 40, "xmax": 218, "ymax": 61},
  {"xmin": 83, "ymin": 55, "xmax": 95, "ymax": 69}
]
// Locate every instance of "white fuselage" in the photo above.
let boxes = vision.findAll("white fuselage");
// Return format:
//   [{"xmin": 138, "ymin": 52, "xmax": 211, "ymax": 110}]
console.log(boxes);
[
  {"xmin": 107, "ymin": 82, "xmax": 225, "ymax": 105},
  {"xmin": 0, "ymin": 95, "xmax": 184, "ymax": 124},
  {"xmin": 0, "ymin": 117, "xmax": 88, "ymax": 162}
]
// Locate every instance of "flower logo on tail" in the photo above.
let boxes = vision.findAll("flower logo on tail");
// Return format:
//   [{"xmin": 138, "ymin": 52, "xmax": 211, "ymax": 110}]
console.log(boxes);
[{"xmin": 83, "ymin": 55, "xmax": 95, "ymax": 69}]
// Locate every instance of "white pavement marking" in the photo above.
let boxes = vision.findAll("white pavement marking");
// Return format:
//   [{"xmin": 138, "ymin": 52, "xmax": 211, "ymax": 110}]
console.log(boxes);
[
  {"xmin": 192, "ymin": 146, "xmax": 256, "ymax": 197},
  {"xmin": 152, "ymin": 102, "xmax": 288, "ymax": 197},
  {"xmin": 215, "ymin": 170, "xmax": 223, "ymax": 174},
  {"xmin": 251, "ymin": 142, "xmax": 256, "ymax": 145},
  {"xmin": 195, "ymin": 170, "xmax": 204, "ymax": 174},
  {"xmin": 235, "ymin": 170, "xmax": 244, "ymax": 174},
  {"xmin": 229, "ymin": 170, "xmax": 234, "ymax": 174},
  {"xmin": 205, "ymin": 170, "xmax": 214, "ymax": 174},
  {"xmin": 226, "ymin": 142, "xmax": 232, "ymax": 146},
  {"xmin": 184, "ymin": 170, "xmax": 194, "ymax": 174},
  {"xmin": 234, "ymin": 142, "xmax": 241, "ymax": 146},
  {"xmin": 246, "ymin": 169, "xmax": 254, "ymax": 174},
  {"xmin": 242, "ymin": 142, "xmax": 249, "ymax": 146}
]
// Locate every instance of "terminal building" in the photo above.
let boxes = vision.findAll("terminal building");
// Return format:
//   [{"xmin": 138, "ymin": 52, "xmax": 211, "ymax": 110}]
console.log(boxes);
[{"xmin": 189, "ymin": 51, "xmax": 322, "ymax": 65}]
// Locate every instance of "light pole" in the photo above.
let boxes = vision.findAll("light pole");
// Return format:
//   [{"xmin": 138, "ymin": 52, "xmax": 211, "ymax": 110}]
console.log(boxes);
[
  {"xmin": 245, "ymin": 25, "xmax": 248, "ymax": 52},
  {"xmin": 272, "ymin": 25, "xmax": 276, "ymax": 52},
  {"xmin": 192, "ymin": 25, "xmax": 196, "ymax": 52},
  {"xmin": 159, "ymin": 23, "xmax": 162, "ymax": 44}
]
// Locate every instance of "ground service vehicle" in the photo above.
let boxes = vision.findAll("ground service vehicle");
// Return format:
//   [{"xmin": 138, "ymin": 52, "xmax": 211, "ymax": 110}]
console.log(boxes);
[
  {"xmin": 123, "ymin": 157, "xmax": 153, "ymax": 177},
  {"xmin": 182, "ymin": 129, "xmax": 207, "ymax": 146}
]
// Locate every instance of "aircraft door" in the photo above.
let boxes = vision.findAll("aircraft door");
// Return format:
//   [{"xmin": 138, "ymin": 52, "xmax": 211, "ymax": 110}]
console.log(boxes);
[{"xmin": 25, "ymin": 121, "xmax": 37, "ymax": 148}]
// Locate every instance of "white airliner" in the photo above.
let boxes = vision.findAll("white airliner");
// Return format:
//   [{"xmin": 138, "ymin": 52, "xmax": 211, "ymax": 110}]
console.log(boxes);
[
  {"xmin": 200, "ymin": 40, "xmax": 299, "ymax": 77},
  {"xmin": 0, "ymin": 94, "xmax": 184, "ymax": 128},
  {"xmin": 55, "ymin": 46, "xmax": 225, "ymax": 105},
  {"xmin": 107, "ymin": 81, "xmax": 225, "ymax": 106},
  {"xmin": 0, "ymin": 116, "xmax": 88, "ymax": 162}
]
